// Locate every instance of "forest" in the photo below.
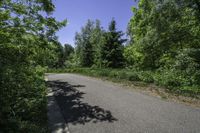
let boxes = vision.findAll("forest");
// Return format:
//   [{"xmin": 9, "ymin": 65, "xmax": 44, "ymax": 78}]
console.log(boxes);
[{"xmin": 0, "ymin": 0, "xmax": 200, "ymax": 132}]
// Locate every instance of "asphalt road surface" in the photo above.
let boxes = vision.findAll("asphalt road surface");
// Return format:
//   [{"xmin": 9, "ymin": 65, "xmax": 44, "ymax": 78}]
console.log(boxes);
[{"xmin": 47, "ymin": 73, "xmax": 200, "ymax": 133}]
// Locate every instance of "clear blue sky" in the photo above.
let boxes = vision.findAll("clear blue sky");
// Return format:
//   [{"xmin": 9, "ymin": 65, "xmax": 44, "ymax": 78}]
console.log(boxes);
[{"xmin": 52, "ymin": 0, "xmax": 137, "ymax": 46}]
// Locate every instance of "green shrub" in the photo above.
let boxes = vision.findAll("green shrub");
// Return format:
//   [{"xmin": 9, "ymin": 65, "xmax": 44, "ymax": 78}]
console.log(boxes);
[
  {"xmin": 180, "ymin": 85, "xmax": 200, "ymax": 95},
  {"xmin": 138, "ymin": 71, "xmax": 154, "ymax": 83},
  {"xmin": 154, "ymin": 67, "xmax": 200, "ymax": 96},
  {"xmin": 0, "ymin": 65, "xmax": 47, "ymax": 133},
  {"xmin": 154, "ymin": 70, "xmax": 181, "ymax": 89},
  {"xmin": 116, "ymin": 71, "xmax": 128, "ymax": 79},
  {"xmin": 97, "ymin": 70, "xmax": 110, "ymax": 77},
  {"xmin": 108, "ymin": 70, "xmax": 119, "ymax": 78},
  {"xmin": 127, "ymin": 72, "xmax": 140, "ymax": 81}
]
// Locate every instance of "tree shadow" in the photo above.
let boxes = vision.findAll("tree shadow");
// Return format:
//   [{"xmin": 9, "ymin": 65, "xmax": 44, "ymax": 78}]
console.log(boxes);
[{"xmin": 47, "ymin": 81, "xmax": 117, "ymax": 125}]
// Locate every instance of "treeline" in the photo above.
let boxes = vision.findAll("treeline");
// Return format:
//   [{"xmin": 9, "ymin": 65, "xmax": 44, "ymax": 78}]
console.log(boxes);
[
  {"xmin": 0, "ymin": 0, "xmax": 66, "ymax": 132},
  {"xmin": 56, "ymin": 19, "xmax": 126, "ymax": 68},
  {"xmin": 63, "ymin": 0, "xmax": 200, "ymax": 95},
  {"xmin": 72, "ymin": 19, "xmax": 126, "ymax": 68}
]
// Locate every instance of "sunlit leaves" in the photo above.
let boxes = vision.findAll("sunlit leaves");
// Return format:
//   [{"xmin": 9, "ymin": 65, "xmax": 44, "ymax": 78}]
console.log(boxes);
[
  {"xmin": 125, "ymin": 0, "xmax": 200, "ymax": 94},
  {"xmin": 0, "ymin": 0, "xmax": 66, "ymax": 132}
]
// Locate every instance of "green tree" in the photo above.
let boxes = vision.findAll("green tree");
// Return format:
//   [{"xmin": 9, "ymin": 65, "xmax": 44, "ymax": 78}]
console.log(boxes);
[
  {"xmin": 126, "ymin": 0, "xmax": 200, "ymax": 94},
  {"xmin": 90, "ymin": 20, "xmax": 104, "ymax": 67},
  {"xmin": 64, "ymin": 44, "xmax": 74, "ymax": 60},
  {"xmin": 75, "ymin": 20, "xmax": 94, "ymax": 67},
  {"xmin": 63, "ymin": 44, "xmax": 75, "ymax": 67},
  {"xmin": 100, "ymin": 19, "xmax": 126, "ymax": 68},
  {"xmin": 127, "ymin": 0, "xmax": 200, "ymax": 69},
  {"xmin": 0, "ymin": 0, "xmax": 66, "ymax": 132}
]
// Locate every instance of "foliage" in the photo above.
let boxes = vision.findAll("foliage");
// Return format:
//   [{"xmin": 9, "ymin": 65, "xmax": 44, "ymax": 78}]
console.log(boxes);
[
  {"xmin": 66, "ymin": 0, "xmax": 200, "ymax": 96},
  {"xmin": 100, "ymin": 19, "xmax": 126, "ymax": 68},
  {"xmin": 74, "ymin": 20, "xmax": 96, "ymax": 67},
  {"xmin": 74, "ymin": 19, "xmax": 126, "ymax": 68},
  {"xmin": 0, "ymin": 0, "xmax": 66, "ymax": 132},
  {"xmin": 55, "ymin": 43, "xmax": 74, "ymax": 68},
  {"xmin": 124, "ymin": 0, "xmax": 200, "ymax": 95},
  {"xmin": 64, "ymin": 44, "xmax": 74, "ymax": 60},
  {"xmin": 48, "ymin": 0, "xmax": 200, "ymax": 97}
]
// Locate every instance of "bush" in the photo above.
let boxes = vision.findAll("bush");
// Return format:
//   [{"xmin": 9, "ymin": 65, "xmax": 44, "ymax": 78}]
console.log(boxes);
[
  {"xmin": 127, "ymin": 72, "xmax": 141, "ymax": 81},
  {"xmin": 0, "ymin": 65, "xmax": 47, "ymax": 133},
  {"xmin": 154, "ymin": 67, "xmax": 200, "ymax": 96},
  {"xmin": 116, "ymin": 71, "xmax": 128, "ymax": 79},
  {"xmin": 138, "ymin": 71, "xmax": 154, "ymax": 83},
  {"xmin": 154, "ymin": 70, "xmax": 181, "ymax": 88},
  {"xmin": 97, "ymin": 70, "xmax": 110, "ymax": 77},
  {"xmin": 108, "ymin": 70, "xmax": 119, "ymax": 78}
]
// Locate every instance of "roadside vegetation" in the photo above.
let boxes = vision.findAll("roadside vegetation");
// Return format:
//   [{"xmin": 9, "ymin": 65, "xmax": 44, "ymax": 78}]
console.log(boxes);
[
  {"xmin": 0, "ymin": 0, "xmax": 66, "ymax": 132},
  {"xmin": 52, "ymin": 0, "xmax": 200, "ymax": 98},
  {"xmin": 49, "ymin": 68, "xmax": 200, "ymax": 99}
]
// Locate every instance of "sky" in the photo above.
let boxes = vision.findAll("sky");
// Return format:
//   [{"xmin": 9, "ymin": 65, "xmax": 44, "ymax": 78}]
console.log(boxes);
[{"xmin": 52, "ymin": 0, "xmax": 138, "ymax": 46}]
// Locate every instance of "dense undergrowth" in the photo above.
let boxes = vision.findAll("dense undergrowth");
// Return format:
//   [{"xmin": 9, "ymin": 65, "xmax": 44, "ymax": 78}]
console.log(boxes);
[{"xmin": 0, "ymin": 66, "xmax": 48, "ymax": 133}]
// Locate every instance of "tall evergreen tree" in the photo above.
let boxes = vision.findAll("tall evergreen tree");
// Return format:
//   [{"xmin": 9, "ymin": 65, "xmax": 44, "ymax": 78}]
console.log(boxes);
[{"xmin": 100, "ymin": 19, "xmax": 126, "ymax": 68}]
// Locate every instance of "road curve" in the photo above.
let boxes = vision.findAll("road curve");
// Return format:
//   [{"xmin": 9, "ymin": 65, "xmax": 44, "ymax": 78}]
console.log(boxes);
[{"xmin": 47, "ymin": 73, "xmax": 200, "ymax": 133}]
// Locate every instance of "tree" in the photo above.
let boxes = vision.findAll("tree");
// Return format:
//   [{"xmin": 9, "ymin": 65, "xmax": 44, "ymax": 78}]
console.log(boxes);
[
  {"xmin": 127, "ymin": 0, "xmax": 200, "ymax": 69},
  {"xmin": 100, "ymin": 19, "xmax": 126, "ymax": 68},
  {"xmin": 64, "ymin": 44, "xmax": 74, "ymax": 60},
  {"xmin": 0, "ymin": 0, "xmax": 66, "ymax": 132},
  {"xmin": 126, "ymin": 0, "xmax": 200, "ymax": 94},
  {"xmin": 75, "ymin": 20, "xmax": 94, "ymax": 67},
  {"xmin": 90, "ymin": 20, "xmax": 104, "ymax": 67}
]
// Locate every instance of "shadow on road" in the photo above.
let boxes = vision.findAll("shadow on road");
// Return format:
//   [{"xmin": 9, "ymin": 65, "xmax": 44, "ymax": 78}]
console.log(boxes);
[{"xmin": 47, "ymin": 81, "xmax": 117, "ymax": 125}]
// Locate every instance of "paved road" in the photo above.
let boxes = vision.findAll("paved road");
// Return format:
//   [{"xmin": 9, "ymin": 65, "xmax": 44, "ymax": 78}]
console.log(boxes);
[{"xmin": 47, "ymin": 73, "xmax": 200, "ymax": 133}]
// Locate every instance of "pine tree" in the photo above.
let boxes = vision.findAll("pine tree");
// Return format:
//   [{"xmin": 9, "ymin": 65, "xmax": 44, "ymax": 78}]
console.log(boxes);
[{"xmin": 100, "ymin": 19, "xmax": 126, "ymax": 68}]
